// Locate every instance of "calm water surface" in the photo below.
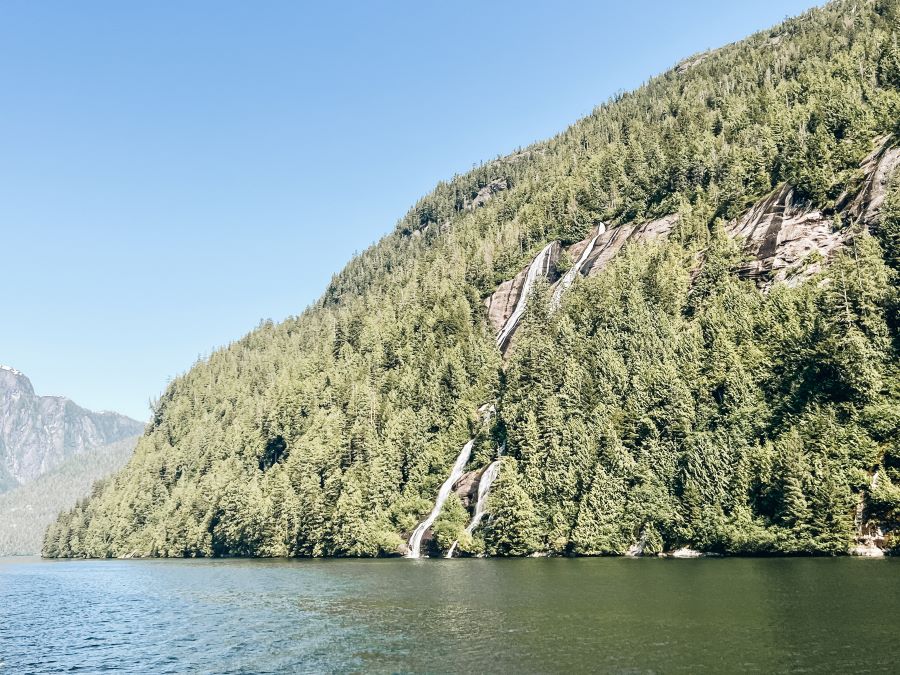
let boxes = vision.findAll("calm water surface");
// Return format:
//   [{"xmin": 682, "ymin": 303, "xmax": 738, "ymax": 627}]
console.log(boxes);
[{"xmin": 2, "ymin": 556, "xmax": 898, "ymax": 673}]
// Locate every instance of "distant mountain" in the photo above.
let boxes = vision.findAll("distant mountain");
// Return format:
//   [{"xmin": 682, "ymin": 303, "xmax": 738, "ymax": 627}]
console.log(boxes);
[
  {"xmin": 0, "ymin": 365, "xmax": 144, "ymax": 492},
  {"xmin": 0, "ymin": 435, "xmax": 139, "ymax": 555}
]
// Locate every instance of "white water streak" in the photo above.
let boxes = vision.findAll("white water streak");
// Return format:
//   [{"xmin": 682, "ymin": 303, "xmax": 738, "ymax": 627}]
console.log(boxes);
[
  {"xmin": 406, "ymin": 440, "xmax": 474, "ymax": 558},
  {"xmin": 855, "ymin": 469, "xmax": 881, "ymax": 536},
  {"xmin": 446, "ymin": 459, "xmax": 502, "ymax": 558},
  {"xmin": 496, "ymin": 242, "xmax": 555, "ymax": 349},
  {"xmin": 550, "ymin": 224, "xmax": 605, "ymax": 311}
]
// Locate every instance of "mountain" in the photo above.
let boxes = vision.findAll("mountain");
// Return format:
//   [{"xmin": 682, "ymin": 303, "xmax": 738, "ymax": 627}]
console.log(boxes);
[
  {"xmin": 0, "ymin": 436, "xmax": 139, "ymax": 555},
  {"xmin": 0, "ymin": 365, "xmax": 143, "ymax": 492},
  {"xmin": 46, "ymin": 0, "xmax": 900, "ymax": 559}
]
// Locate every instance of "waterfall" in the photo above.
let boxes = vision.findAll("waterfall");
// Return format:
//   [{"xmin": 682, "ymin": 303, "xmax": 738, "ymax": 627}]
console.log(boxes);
[
  {"xmin": 406, "ymin": 439, "xmax": 474, "ymax": 558},
  {"xmin": 626, "ymin": 528, "xmax": 648, "ymax": 557},
  {"xmin": 446, "ymin": 458, "xmax": 502, "ymax": 558},
  {"xmin": 855, "ymin": 469, "xmax": 880, "ymax": 537},
  {"xmin": 496, "ymin": 242, "xmax": 555, "ymax": 350},
  {"xmin": 550, "ymin": 224, "xmax": 605, "ymax": 311}
]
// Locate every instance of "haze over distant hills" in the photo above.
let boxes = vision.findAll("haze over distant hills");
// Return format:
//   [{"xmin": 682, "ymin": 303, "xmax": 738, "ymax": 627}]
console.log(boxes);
[
  {"xmin": 0, "ymin": 436, "xmax": 139, "ymax": 555},
  {"xmin": 0, "ymin": 365, "xmax": 143, "ymax": 554},
  {"xmin": 0, "ymin": 364, "xmax": 143, "ymax": 493}
]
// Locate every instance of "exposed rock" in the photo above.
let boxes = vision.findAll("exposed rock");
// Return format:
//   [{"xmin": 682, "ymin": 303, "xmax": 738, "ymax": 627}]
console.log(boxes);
[
  {"xmin": 485, "ymin": 242, "xmax": 561, "ymax": 335},
  {"xmin": 726, "ymin": 184, "xmax": 844, "ymax": 289},
  {"xmin": 551, "ymin": 223, "xmax": 605, "ymax": 309},
  {"xmin": 728, "ymin": 135, "xmax": 898, "ymax": 290},
  {"xmin": 584, "ymin": 213, "xmax": 679, "ymax": 277},
  {"xmin": 0, "ymin": 366, "xmax": 143, "ymax": 489},
  {"xmin": 625, "ymin": 529, "xmax": 649, "ymax": 557},
  {"xmin": 676, "ymin": 52, "xmax": 711, "ymax": 74},
  {"xmin": 849, "ymin": 542, "xmax": 885, "ymax": 557},
  {"xmin": 486, "ymin": 268, "xmax": 528, "ymax": 335},
  {"xmin": 452, "ymin": 469, "xmax": 481, "ymax": 509},
  {"xmin": 467, "ymin": 178, "xmax": 509, "ymax": 210},
  {"xmin": 841, "ymin": 135, "xmax": 900, "ymax": 227},
  {"xmin": 670, "ymin": 547, "xmax": 703, "ymax": 558}
]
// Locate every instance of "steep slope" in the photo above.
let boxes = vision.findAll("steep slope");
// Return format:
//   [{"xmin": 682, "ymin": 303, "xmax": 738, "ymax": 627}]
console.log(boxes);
[
  {"xmin": 0, "ymin": 366, "xmax": 143, "ymax": 490},
  {"xmin": 0, "ymin": 436, "xmax": 138, "ymax": 555},
  {"xmin": 47, "ymin": 0, "xmax": 900, "ymax": 558}
]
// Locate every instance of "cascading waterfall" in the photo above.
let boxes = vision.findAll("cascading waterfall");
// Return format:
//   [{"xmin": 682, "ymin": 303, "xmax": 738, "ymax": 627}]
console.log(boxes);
[
  {"xmin": 855, "ymin": 469, "xmax": 880, "ymax": 536},
  {"xmin": 406, "ymin": 439, "xmax": 474, "ymax": 558},
  {"xmin": 550, "ymin": 223, "xmax": 605, "ymax": 311},
  {"xmin": 408, "ymin": 238, "xmax": 569, "ymax": 559},
  {"xmin": 496, "ymin": 242, "xmax": 555, "ymax": 350},
  {"xmin": 626, "ymin": 528, "xmax": 649, "ymax": 557},
  {"xmin": 446, "ymin": 458, "xmax": 502, "ymax": 558}
]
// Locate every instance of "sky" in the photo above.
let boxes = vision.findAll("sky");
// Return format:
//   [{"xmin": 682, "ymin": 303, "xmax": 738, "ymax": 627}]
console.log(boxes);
[{"xmin": 0, "ymin": 0, "xmax": 821, "ymax": 421}]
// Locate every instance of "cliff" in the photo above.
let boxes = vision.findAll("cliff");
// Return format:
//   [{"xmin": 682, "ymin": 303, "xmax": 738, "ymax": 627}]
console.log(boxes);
[{"xmin": 0, "ymin": 366, "xmax": 143, "ymax": 490}]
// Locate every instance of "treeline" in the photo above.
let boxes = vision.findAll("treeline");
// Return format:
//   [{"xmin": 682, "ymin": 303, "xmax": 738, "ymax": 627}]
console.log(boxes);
[{"xmin": 46, "ymin": 0, "xmax": 900, "ymax": 558}]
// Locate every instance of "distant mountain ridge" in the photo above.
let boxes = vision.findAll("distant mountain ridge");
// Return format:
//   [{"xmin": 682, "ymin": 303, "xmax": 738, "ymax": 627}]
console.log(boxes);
[
  {"xmin": 0, "ymin": 365, "xmax": 143, "ymax": 491},
  {"xmin": 0, "ymin": 435, "xmax": 139, "ymax": 555}
]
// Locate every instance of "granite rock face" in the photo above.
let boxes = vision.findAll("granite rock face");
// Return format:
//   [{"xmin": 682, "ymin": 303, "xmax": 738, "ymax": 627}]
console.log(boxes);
[
  {"xmin": 727, "ymin": 135, "xmax": 899, "ymax": 289},
  {"xmin": 0, "ymin": 365, "xmax": 144, "ymax": 490},
  {"xmin": 583, "ymin": 214, "xmax": 680, "ymax": 278},
  {"xmin": 726, "ymin": 184, "xmax": 843, "ymax": 288},
  {"xmin": 842, "ymin": 135, "xmax": 900, "ymax": 227},
  {"xmin": 485, "ymin": 241, "xmax": 561, "ymax": 336},
  {"xmin": 485, "ymin": 135, "xmax": 898, "ymax": 341},
  {"xmin": 467, "ymin": 178, "xmax": 509, "ymax": 210}
]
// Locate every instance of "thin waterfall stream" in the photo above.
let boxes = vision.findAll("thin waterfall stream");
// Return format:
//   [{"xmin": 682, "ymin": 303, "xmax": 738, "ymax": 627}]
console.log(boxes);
[
  {"xmin": 496, "ymin": 242, "xmax": 555, "ymax": 350},
  {"xmin": 446, "ymin": 458, "xmax": 502, "ymax": 558},
  {"xmin": 405, "ymin": 439, "xmax": 474, "ymax": 558},
  {"xmin": 407, "ymin": 237, "xmax": 564, "ymax": 558},
  {"xmin": 550, "ymin": 223, "xmax": 605, "ymax": 311}
]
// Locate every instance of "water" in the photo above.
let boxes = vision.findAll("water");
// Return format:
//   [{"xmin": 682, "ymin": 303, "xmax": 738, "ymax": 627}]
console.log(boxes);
[
  {"xmin": 2, "ymin": 556, "xmax": 899, "ymax": 673},
  {"xmin": 551, "ymin": 224, "xmax": 604, "ymax": 310}
]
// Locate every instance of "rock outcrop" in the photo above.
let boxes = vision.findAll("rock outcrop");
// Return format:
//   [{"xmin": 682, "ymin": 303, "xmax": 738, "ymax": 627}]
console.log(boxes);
[
  {"xmin": 726, "ymin": 184, "xmax": 843, "ymax": 288},
  {"xmin": 728, "ymin": 135, "xmax": 898, "ymax": 289},
  {"xmin": 0, "ymin": 365, "xmax": 143, "ymax": 489},
  {"xmin": 584, "ymin": 214, "xmax": 680, "ymax": 277},
  {"xmin": 467, "ymin": 178, "xmax": 509, "ymax": 210},
  {"xmin": 842, "ymin": 135, "xmax": 900, "ymax": 227},
  {"xmin": 452, "ymin": 469, "xmax": 481, "ymax": 509},
  {"xmin": 485, "ymin": 241, "xmax": 561, "ymax": 336}
]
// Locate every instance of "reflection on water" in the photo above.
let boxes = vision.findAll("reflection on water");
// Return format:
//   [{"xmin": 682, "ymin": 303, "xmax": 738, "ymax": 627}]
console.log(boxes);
[{"xmin": 2, "ymin": 556, "xmax": 899, "ymax": 673}]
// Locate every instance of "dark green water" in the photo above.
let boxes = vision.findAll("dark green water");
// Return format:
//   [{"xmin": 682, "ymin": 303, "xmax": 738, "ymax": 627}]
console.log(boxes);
[{"xmin": 2, "ymin": 556, "xmax": 898, "ymax": 673}]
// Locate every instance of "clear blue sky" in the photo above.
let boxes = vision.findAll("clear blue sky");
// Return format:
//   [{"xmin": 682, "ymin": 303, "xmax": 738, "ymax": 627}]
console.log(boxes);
[{"xmin": 1, "ymin": 1, "xmax": 820, "ymax": 421}]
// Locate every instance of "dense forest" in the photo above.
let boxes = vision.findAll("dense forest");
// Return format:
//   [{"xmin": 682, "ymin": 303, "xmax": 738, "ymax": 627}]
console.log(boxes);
[{"xmin": 46, "ymin": 0, "xmax": 900, "ymax": 558}]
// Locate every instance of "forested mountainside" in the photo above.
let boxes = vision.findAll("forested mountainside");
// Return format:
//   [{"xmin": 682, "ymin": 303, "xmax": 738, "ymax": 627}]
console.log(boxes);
[
  {"xmin": 0, "ymin": 436, "xmax": 138, "ymax": 555},
  {"xmin": 46, "ymin": 0, "xmax": 900, "ymax": 559},
  {"xmin": 0, "ymin": 366, "xmax": 143, "ymax": 492}
]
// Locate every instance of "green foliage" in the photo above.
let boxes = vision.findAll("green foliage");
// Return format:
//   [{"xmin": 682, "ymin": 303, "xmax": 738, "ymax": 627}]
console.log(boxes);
[
  {"xmin": 431, "ymin": 493, "xmax": 468, "ymax": 553},
  {"xmin": 484, "ymin": 458, "xmax": 541, "ymax": 556},
  {"xmin": 45, "ymin": 0, "xmax": 900, "ymax": 558},
  {"xmin": 1, "ymin": 437, "xmax": 138, "ymax": 555},
  {"xmin": 492, "ymin": 229, "xmax": 899, "ymax": 556}
]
